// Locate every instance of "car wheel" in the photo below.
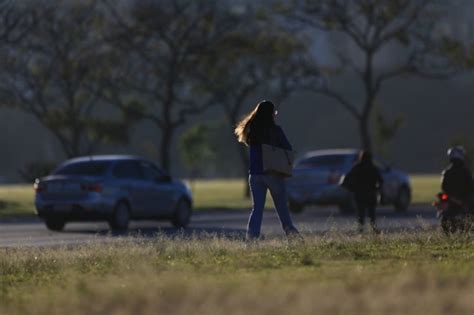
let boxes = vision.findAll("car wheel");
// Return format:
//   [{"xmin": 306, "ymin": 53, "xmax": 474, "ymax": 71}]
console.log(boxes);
[
  {"xmin": 172, "ymin": 199, "xmax": 192, "ymax": 229},
  {"xmin": 394, "ymin": 186, "xmax": 411, "ymax": 212},
  {"xmin": 289, "ymin": 199, "xmax": 304, "ymax": 214},
  {"xmin": 109, "ymin": 201, "xmax": 130, "ymax": 231},
  {"xmin": 45, "ymin": 218, "xmax": 65, "ymax": 231}
]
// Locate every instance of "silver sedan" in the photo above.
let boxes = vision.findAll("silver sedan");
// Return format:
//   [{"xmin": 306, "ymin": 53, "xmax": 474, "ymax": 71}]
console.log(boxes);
[
  {"xmin": 286, "ymin": 149, "xmax": 411, "ymax": 214},
  {"xmin": 34, "ymin": 155, "xmax": 193, "ymax": 231}
]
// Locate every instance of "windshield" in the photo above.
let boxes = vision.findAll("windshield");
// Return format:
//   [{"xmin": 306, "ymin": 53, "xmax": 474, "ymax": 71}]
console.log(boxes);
[{"xmin": 54, "ymin": 161, "xmax": 110, "ymax": 176}]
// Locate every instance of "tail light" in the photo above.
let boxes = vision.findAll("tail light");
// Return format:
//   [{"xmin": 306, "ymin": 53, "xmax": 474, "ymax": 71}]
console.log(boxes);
[
  {"xmin": 33, "ymin": 179, "xmax": 46, "ymax": 193},
  {"xmin": 81, "ymin": 183, "xmax": 103, "ymax": 193},
  {"xmin": 433, "ymin": 193, "xmax": 449, "ymax": 207},
  {"xmin": 327, "ymin": 171, "xmax": 342, "ymax": 184}
]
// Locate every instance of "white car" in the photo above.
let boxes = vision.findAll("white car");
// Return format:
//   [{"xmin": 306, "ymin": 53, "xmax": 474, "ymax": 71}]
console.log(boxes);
[
  {"xmin": 34, "ymin": 155, "xmax": 193, "ymax": 231},
  {"xmin": 286, "ymin": 149, "xmax": 411, "ymax": 213}
]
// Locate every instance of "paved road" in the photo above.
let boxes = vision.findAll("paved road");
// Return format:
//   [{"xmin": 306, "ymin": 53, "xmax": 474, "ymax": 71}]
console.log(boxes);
[{"xmin": 0, "ymin": 205, "xmax": 437, "ymax": 248}]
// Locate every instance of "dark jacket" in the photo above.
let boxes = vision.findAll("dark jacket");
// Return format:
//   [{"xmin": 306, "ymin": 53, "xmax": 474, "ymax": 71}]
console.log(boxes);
[
  {"xmin": 442, "ymin": 160, "xmax": 473, "ymax": 201},
  {"xmin": 249, "ymin": 125, "xmax": 292, "ymax": 175},
  {"xmin": 343, "ymin": 160, "xmax": 383, "ymax": 199}
]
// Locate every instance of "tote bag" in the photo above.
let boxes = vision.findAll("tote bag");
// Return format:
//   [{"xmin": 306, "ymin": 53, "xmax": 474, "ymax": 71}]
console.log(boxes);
[{"xmin": 261, "ymin": 144, "xmax": 295, "ymax": 177}]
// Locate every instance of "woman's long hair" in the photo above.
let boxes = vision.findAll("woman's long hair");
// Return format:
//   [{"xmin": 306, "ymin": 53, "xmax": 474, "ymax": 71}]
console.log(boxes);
[{"xmin": 235, "ymin": 100, "xmax": 276, "ymax": 146}]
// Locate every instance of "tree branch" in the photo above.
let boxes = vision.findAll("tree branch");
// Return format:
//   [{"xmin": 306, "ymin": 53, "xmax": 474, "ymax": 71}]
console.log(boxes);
[{"xmin": 318, "ymin": 87, "xmax": 361, "ymax": 119}]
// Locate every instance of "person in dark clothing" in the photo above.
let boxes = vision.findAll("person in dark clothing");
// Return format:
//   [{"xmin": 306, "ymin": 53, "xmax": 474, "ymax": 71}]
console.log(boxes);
[
  {"xmin": 441, "ymin": 146, "xmax": 473, "ymax": 204},
  {"xmin": 234, "ymin": 100, "xmax": 300, "ymax": 241},
  {"xmin": 343, "ymin": 151, "xmax": 383, "ymax": 233}
]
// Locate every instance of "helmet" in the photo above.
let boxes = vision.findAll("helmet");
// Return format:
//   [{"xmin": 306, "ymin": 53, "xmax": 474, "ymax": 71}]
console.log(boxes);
[{"xmin": 447, "ymin": 146, "xmax": 466, "ymax": 161}]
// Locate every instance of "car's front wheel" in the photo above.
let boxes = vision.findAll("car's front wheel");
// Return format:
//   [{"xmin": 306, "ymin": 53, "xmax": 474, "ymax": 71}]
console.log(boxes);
[
  {"xmin": 172, "ymin": 199, "xmax": 192, "ymax": 229},
  {"xmin": 109, "ymin": 201, "xmax": 130, "ymax": 231},
  {"xmin": 45, "ymin": 218, "xmax": 65, "ymax": 231}
]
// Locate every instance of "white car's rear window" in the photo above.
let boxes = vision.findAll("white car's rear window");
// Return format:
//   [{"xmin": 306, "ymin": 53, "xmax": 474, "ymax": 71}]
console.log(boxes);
[
  {"xmin": 296, "ymin": 154, "xmax": 351, "ymax": 169},
  {"xmin": 54, "ymin": 161, "xmax": 109, "ymax": 176}
]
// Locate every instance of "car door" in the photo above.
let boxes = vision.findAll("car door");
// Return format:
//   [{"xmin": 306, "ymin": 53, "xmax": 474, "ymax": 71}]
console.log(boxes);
[
  {"xmin": 298, "ymin": 154, "xmax": 352, "ymax": 201},
  {"xmin": 112, "ymin": 160, "xmax": 148, "ymax": 217},
  {"xmin": 139, "ymin": 161, "xmax": 176, "ymax": 217},
  {"xmin": 292, "ymin": 156, "xmax": 333, "ymax": 199}
]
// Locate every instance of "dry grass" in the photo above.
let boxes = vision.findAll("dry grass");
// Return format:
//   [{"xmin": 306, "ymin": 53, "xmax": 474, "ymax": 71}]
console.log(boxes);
[{"xmin": 1, "ymin": 232, "xmax": 474, "ymax": 315}]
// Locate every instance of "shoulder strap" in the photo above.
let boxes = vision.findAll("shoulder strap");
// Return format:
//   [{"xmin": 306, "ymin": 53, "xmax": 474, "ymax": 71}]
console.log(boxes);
[{"xmin": 269, "ymin": 126, "xmax": 279, "ymax": 147}]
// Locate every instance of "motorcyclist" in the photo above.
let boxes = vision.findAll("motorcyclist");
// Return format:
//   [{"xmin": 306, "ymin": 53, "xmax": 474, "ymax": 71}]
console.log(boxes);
[{"xmin": 441, "ymin": 146, "xmax": 473, "ymax": 206}]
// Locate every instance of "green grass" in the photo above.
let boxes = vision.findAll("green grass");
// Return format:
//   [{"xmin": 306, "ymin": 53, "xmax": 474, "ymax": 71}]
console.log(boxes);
[
  {"xmin": 410, "ymin": 174, "xmax": 441, "ymax": 205},
  {"xmin": 0, "ymin": 184, "xmax": 35, "ymax": 219},
  {"xmin": 0, "ymin": 175, "xmax": 441, "ymax": 219},
  {"xmin": 1, "ymin": 233, "xmax": 474, "ymax": 315},
  {"xmin": 191, "ymin": 179, "xmax": 275, "ymax": 210}
]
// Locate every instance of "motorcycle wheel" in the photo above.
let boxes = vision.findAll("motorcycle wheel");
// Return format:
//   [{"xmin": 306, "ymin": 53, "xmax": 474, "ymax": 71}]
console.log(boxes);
[
  {"xmin": 440, "ymin": 216, "xmax": 457, "ymax": 235},
  {"xmin": 460, "ymin": 214, "xmax": 474, "ymax": 232},
  {"xmin": 441, "ymin": 215, "xmax": 461, "ymax": 235}
]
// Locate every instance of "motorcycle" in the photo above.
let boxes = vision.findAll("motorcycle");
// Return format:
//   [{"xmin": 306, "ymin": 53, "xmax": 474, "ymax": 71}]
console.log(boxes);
[{"xmin": 433, "ymin": 192, "xmax": 474, "ymax": 234}]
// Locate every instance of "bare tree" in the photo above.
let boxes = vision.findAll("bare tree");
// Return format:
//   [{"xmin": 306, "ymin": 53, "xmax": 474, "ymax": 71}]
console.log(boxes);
[
  {"xmin": 0, "ymin": 0, "xmax": 35, "ymax": 107},
  {"xmin": 0, "ymin": 0, "xmax": 33, "ymax": 44},
  {"xmin": 1, "ymin": 2, "xmax": 129, "ymax": 158},
  {"xmin": 198, "ymin": 7, "xmax": 320, "ymax": 196},
  {"xmin": 281, "ymin": 0, "xmax": 470, "ymax": 151},
  {"xmin": 102, "ymin": 0, "xmax": 241, "ymax": 172}
]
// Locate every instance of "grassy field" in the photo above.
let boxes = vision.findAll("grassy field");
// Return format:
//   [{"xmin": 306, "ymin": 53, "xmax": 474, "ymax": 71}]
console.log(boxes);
[
  {"xmin": 1, "ymin": 232, "xmax": 474, "ymax": 315},
  {"xmin": 410, "ymin": 174, "xmax": 441, "ymax": 206},
  {"xmin": 0, "ymin": 175, "xmax": 441, "ymax": 219},
  {"xmin": 0, "ymin": 185, "xmax": 36, "ymax": 219}
]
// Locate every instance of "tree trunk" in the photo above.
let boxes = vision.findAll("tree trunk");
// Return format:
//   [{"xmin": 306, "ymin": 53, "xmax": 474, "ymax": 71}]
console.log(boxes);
[
  {"xmin": 361, "ymin": 50, "xmax": 375, "ymax": 152},
  {"xmin": 359, "ymin": 116, "xmax": 372, "ymax": 152},
  {"xmin": 236, "ymin": 142, "xmax": 251, "ymax": 198},
  {"xmin": 228, "ymin": 109, "xmax": 251, "ymax": 199},
  {"xmin": 160, "ymin": 126, "xmax": 174, "ymax": 172}
]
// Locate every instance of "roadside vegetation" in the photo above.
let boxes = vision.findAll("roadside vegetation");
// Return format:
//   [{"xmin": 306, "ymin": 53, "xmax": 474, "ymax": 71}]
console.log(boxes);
[
  {"xmin": 0, "ymin": 175, "xmax": 441, "ymax": 219},
  {"xmin": 1, "ymin": 232, "xmax": 473, "ymax": 315},
  {"xmin": 410, "ymin": 174, "xmax": 441, "ymax": 205},
  {"xmin": 0, "ymin": 185, "xmax": 35, "ymax": 219}
]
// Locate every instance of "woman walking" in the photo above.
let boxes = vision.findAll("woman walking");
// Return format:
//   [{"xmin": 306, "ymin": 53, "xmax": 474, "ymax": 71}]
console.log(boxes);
[{"xmin": 235, "ymin": 100, "xmax": 300, "ymax": 241}]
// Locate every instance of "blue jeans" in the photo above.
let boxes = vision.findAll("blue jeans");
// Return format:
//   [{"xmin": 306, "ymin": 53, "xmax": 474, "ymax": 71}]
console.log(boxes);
[{"xmin": 247, "ymin": 174, "xmax": 299, "ymax": 239}]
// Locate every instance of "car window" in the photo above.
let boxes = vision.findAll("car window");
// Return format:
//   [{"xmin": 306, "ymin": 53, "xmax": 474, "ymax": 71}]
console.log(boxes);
[
  {"xmin": 54, "ymin": 161, "xmax": 109, "ymax": 176},
  {"xmin": 112, "ymin": 161, "xmax": 143, "ymax": 179},
  {"xmin": 296, "ymin": 154, "xmax": 350, "ymax": 170},
  {"xmin": 139, "ymin": 161, "xmax": 167, "ymax": 182}
]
